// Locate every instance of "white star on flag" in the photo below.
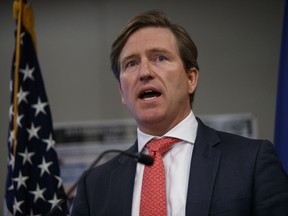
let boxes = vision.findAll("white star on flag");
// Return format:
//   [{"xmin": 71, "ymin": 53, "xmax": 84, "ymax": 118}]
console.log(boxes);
[
  {"xmin": 18, "ymin": 148, "xmax": 35, "ymax": 165},
  {"xmin": 43, "ymin": 134, "xmax": 56, "ymax": 151},
  {"xmin": 7, "ymin": 183, "xmax": 14, "ymax": 191},
  {"xmin": 29, "ymin": 184, "xmax": 47, "ymax": 203},
  {"xmin": 32, "ymin": 97, "xmax": 48, "ymax": 117},
  {"xmin": 8, "ymin": 130, "xmax": 14, "ymax": 147},
  {"xmin": 29, "ymin": 209, "xmax": 41, "ymax": 216},
  {"xmin": 17, "ymin": 113, "xmax": 24, "ymax": 127},
  {"xmin": 9, "ymin": 105, "xmax": 13, "ymax": 120},
  {"xmin": 55, "ymin": 176, "xmax": 63, "ymax": 189},
  {"xmin": 38, "ymin": 158, "xmax": 53, "ymax": 177},
  {"xmin": 48, "ymin": 194, "xmax": 62, "ymax": 210},
  {"xmin": 8, "ymin": 153, "xmax": 15, "ymax": 170},
  {"xmin": 20, "ymin": 32, "xmax": 25, "ymax": 45},
  {"xmin": 17, "ymin": 87, "xmax": 30, "ymax": 104},
  {"xmin": 13, "ymin": 171, "xmax": 29, "ymax": 190},
  {"xmin": 27, "ymin": 123, "xmax": 41, "ymax": 140},
  {"xmin": 20, "ymin": 63, "xmax": 35, "ymax": 81},
  {"xmin": 13, "ymin": 198, "xmax": 24, "ymax": 215}
]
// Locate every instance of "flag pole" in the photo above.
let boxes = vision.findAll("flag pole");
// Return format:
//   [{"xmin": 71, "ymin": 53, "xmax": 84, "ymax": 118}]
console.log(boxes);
[{"xmin": 12, "ymin": 0, "xmax": 23, "ymax": 156}]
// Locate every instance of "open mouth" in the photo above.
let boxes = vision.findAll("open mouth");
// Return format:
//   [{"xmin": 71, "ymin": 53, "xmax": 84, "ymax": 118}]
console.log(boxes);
[{"xmin": 139, "ymin": 90, "xmax": 161, "ymax": 100}]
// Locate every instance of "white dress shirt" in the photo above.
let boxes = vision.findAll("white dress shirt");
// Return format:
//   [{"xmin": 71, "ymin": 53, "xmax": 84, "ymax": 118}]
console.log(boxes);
[{"xmin": 131, "ymin": 111, "xmax": 198, "ymax": 216}]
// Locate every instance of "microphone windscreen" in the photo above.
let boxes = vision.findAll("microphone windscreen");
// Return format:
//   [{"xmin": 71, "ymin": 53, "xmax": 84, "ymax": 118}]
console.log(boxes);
[{"xmin": 138, "ymin": 154, "xmax": 154, "ymax": 166}]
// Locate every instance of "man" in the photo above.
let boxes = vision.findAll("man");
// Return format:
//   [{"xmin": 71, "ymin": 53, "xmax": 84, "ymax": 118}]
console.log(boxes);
[{"xmin": 71, "ymin": 10, "xmax": 288, "ymax": 215}]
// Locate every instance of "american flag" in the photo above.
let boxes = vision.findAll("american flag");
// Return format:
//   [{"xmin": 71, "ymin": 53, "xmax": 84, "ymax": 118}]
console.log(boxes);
[
  {"xmin": 5, "ymin": 2, "xmax": 68, "ymax": 215},
  {"xmin": 275, "ymin": 0, "xmax": 288, "ymax": 174}
]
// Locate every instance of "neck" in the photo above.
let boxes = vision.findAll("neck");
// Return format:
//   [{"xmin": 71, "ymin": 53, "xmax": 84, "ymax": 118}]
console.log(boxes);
[{"xmin": 138, "ymin": 110, "xmax": 191, "ymax": 136}]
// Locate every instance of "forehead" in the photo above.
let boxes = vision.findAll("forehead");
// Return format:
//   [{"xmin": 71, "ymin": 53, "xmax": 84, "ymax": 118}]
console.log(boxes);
[{"xmin": 120, "ymin": 27, "xmax": 178, "ymax": 59}]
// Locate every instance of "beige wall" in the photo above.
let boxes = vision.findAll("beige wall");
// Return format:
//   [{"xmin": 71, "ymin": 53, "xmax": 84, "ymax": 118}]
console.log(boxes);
[{"xmin": 0, "ymin": 0, "xmax": 285, "ymax": 213}]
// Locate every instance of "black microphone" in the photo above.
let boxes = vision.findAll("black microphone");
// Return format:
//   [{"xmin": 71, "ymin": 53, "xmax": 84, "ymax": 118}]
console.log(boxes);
[{"xmin": 46, "ymin": 149, "xmax": 154, "ymax": 216}]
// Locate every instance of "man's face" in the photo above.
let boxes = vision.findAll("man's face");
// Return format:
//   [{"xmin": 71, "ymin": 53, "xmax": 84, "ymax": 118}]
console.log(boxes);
[{"xmin": 119, "ymin": 27, "xmax": 198, "ymax": 135}]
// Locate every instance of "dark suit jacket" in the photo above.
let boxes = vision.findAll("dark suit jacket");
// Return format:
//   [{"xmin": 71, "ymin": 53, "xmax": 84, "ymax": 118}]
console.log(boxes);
[{"xmin": 71, "ymin": 118, "xmax": 288, "ymax": 216}]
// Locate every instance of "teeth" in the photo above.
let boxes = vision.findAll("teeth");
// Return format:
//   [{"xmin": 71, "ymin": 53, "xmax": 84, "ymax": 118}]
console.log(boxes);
[
  {"xmin": 143, "ymin": 96, "xmax": 157, "ymax": 101},
  {"xmin": 140, "ymin": 89, "xmax": 161, "ymax": 100}
]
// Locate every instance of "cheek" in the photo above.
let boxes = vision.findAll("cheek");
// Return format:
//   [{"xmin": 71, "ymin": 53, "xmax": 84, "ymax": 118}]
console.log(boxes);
[
  {"xmin": 173, "ymin": 75, "xmax": 189, "ymax": 91},
  {"xmin": 171, "ymin": 78, "xmax": 191, "ymax": 100}
]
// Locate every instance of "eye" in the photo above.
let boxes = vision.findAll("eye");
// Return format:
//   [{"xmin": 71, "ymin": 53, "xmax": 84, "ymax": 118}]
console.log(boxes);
[
  {"xmin": 126, "ymin": 60, "xmax": 137, "ymax": 69},
  {"xmin": 156, "ymin": 55, "xmax": 167, "ymax": 62}
]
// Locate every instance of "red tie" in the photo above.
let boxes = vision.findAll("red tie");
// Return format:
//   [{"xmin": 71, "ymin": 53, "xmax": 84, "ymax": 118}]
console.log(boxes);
[{"xmin": 140, "ymin": 137, "xmax": 181, "ymax": 216}]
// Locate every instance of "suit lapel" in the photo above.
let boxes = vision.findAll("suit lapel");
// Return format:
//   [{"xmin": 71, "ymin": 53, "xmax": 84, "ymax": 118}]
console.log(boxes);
[
  {"xmin": 103, "ymin": 119, "xmax": 221, "ymax": 215},
  {"xmin": 106, "ymin": 143, "xmax": 138, "ymax": 215},
  {"xmin": 186, "ymin": 119, "xmax": 221, "ymax": 216}
]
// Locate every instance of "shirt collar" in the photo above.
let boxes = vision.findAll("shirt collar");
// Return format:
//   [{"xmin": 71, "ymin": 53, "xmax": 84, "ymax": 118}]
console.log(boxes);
[{"xmin": 137, "ymin": 111, "xmax": 198, "ymax": 152}]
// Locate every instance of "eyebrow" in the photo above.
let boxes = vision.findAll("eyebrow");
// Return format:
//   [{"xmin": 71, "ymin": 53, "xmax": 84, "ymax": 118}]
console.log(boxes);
[
  {"xmin": 120, "ymin": 53, "xmax": 137, "ymax": 64},
  {"xmin": 120, "ymin": 47, "xmax": 174, "ymax": 69},
  {"xmin": 120, "ymin": 53, "xmax": 137, "ymax": 70},
  {"xmin": 147, "ymin": 47, "xmax": 173, "ymax": 56}
]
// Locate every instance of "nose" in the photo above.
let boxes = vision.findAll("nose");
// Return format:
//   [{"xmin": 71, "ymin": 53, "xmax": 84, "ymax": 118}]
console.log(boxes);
[{"xmin": 138, "ymin": 60, "xmax": 154, "ymax": 82}]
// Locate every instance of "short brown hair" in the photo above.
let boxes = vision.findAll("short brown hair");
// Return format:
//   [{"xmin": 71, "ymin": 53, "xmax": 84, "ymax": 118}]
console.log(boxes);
[{"xmin": 110, "ymin": 10, "xmax": 199, "ymax": 103}]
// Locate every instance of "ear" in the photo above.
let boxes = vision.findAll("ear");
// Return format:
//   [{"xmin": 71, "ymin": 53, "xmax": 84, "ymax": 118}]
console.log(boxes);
[
  {"xmin": 187, "ymin": 67, "xmax": 199, "ymax": 94},
  {"xmin": 118, "ymin": 84, "xmax": 126, "ymax": 105}
]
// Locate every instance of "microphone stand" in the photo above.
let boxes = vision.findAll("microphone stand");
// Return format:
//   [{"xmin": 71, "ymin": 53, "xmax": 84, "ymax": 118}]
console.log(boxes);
[{"xmin": 46, "ymin": 149, "xmax": 153, "ymax": 216}]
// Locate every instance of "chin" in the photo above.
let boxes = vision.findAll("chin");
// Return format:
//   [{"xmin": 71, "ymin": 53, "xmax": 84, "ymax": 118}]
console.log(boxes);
[{"xmin": 136, "ymin": 112, "xmax": 166, "ymax": 126}]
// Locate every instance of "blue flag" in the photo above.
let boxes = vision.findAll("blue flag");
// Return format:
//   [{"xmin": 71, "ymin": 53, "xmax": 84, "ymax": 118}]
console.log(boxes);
[
  {"xmin": 5, "ymin": 2, "xmax": 68, "ymax": 215},
  {"xmin": 275, "ymin": 0, "xmax": 288, "ymax": 174}
]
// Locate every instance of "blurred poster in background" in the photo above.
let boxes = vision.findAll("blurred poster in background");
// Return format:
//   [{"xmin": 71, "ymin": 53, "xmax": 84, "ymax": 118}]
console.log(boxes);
[
  {"xmin": 54, "ymin": 113, "xmax": 257, "ymax": 198},
  {"xmin": 199, "ymin": 113, "xmax": 258, "ymax": 139},
  {"xmin": 54, "ymin": 119, "xmax": 137, "ymax": 197}
]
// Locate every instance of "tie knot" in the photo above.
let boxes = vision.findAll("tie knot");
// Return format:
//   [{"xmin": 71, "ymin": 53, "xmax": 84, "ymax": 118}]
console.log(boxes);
[{"xmin": 146, "ymin": 137, "xmax": 181, "ymax": 155}]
